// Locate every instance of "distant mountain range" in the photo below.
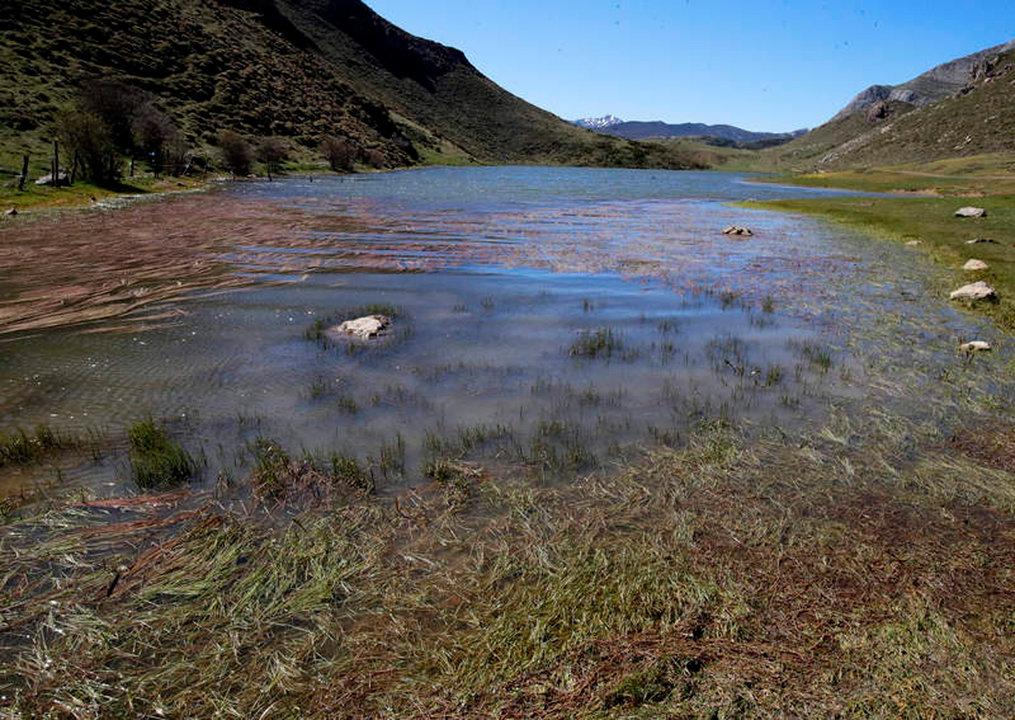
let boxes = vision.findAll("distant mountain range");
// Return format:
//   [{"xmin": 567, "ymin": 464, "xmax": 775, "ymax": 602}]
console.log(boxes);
[{"xmin": 573, "ymin": 116, "xmax": 807, "ymax": 148}]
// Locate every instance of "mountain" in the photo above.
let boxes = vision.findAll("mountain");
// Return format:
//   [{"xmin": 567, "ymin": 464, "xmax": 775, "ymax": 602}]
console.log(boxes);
[
  {"xmin": 574, "ymin": 115, "xmax": 625, "ymax": 130},
  {"xmin": 571, "ymin": 116, "xmax": 806, "ymax": 148},
  {"xmin": 772, "ymin": 40, "xmax": 1015, "ymax": 169},
  {"xmin": 831, "ymin": 39, "xmax": 1015, "ymax": 121},
  {"xmin": 0, "ymin": 0, "xmax": 699, "ymax": 172},
  {"xmin": 590, "ymin": 121, "xmax": 806, "ymax": 147}
]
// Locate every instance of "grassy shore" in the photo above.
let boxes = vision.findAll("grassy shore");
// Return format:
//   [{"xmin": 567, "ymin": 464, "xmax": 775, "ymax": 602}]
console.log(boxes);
[
  {"xmin": 0, "ymin": 175, "xmax": 208, "ymax": 215},
  {"xmin": 745, "ymin": 160, "xmax": 1015, "ymax": 332},
  {"xmin": 2, "ymin": 392, "xmax": 1012, "ymax": 717}
]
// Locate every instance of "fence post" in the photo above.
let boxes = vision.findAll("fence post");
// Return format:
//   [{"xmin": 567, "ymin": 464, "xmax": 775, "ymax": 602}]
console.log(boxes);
[{"xmin": 18, "ymin": 154, "xmax": 29, "ymax": 191}]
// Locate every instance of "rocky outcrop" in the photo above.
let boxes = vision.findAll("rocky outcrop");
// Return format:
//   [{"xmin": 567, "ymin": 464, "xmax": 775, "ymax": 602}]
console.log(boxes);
[{"xmin": 865, "ymin": 101, "xmax": 892, "ymax": 123}]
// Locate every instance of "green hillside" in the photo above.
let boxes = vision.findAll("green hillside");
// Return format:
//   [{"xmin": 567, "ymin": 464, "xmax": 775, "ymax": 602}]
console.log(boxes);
[
  {"xmin": 0, "ymin": 0, "xmax": 699, "ymax": 176},
  {"xmin": 767, "ymin": 47, "xmax": 1015, "ymax": 171}
]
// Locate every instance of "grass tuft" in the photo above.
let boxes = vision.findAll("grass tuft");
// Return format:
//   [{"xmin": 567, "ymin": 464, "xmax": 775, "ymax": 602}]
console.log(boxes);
[
  {"xmin": 570, "ymin": 327, "xmax": 624, "ymax": 359},
  {"xmin": 0, "ymin": 424, "xmax": 66, "ymax": 468},
  {"xmin": 127, "ymin": 419, "xmax": 194, "ymax": 488}
]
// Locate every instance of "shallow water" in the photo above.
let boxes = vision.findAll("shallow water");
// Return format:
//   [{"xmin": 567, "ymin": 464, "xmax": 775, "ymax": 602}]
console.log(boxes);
[{"xmin": 0, "ymin": 168, "xmax": 1008, "ymax": 498}]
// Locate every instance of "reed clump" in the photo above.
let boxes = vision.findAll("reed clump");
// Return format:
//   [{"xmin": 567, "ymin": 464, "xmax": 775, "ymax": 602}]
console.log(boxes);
[{"xmin": 127, "ymin": 419, "xmax": 194, "ymax": 488}]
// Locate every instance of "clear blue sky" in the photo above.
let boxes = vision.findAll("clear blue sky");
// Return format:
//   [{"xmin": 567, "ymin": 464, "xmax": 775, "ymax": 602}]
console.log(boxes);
[{"xmin": 366, "ymin": 1, "xmax": 1014, "ymax": 132}]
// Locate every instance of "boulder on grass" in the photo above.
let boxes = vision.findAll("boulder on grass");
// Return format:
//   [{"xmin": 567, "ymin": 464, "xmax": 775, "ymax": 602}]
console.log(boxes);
[
  {"xmin": 954, "ymin": 207, "xmax": 987, "ymax": 218},
  {"xmin": 3, "ymin": 208, "xmax": 16, "ymax": 217},
  {"xmin": 966, "ymin": 237, "xmax": 996, "ymax": 245},
  {"xmin": 34, "ymin": 171, "xmax": 69, "ymax": 186},
  {"xmin": 949, "ymin": 281, "xmax": 997, "ymax": 301},
  {"xmin": 329, "ymin": 314, "xmax": 391, "ymax": 340},
  {"xmin": 962, "ymin": 259, "xmax": 989, "ymax": 271},
  {"xmin": 959, "ymin": 340, "xmax": 992, "ymax": 353}
]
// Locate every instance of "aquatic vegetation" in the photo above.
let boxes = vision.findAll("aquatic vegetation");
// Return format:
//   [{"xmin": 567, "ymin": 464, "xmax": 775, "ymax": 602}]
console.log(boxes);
[
  {"xmin": 306, "ymin": 377, "xmax": 330, "ymax": 400},
  {"xmin": 127, "ymin": 420, "xmax": 194, "ymax": 488},
  {"xmin": 351, "ymin": 303, "xmax": 402, "ymax": 319},
  {"xmin": 528, "ymin": 418, "xmax": 599, "ymax": 476},
  {"xmin": 0, "ymin": 424, "xmax": 66, "ymax": 468},
  {"xmin": 376, "ymin": 433, "xmax": 406, "ymax": 481},
  {"xmin": 250, "ymin": 438, "xmax": 293, "ymax": 499},
  {"xmin": 329, "ymin": 452, "xmax": 373, "ymax": 493},
  {"xmin": 336, "ymin": 394, "xmax": 359, "ymax": 414},
  {"xmin": 719, "ymin": 289, "xmax": 743, "ymax": 309},
  {"xmin": 800, "ymin": 342, "xmax": 834, "ymax": 371},
  {"xmin": 569, "ymin": 327, "xmax": 624, "ymax": 359},
  {"xmin": 764, "ymin": 364, "xmax": 784, "ymax": 386},
  {"xmin": 304, "ymin": 317, "xmax": 329, "ymax": 343}
]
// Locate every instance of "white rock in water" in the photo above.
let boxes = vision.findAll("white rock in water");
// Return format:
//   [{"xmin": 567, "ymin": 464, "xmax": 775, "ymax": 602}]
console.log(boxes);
[
  {"xmin": 962, "ymin": 259, "xmax": 989, "ymax": 271},
  {"xmin": 949, "ymin": 281, "xmax": 997, "ymax": 301},
  {"xmin": 954, "ymin": 207, "xmax": 987, "ymax": 218},
  {"xmin": 332, "ymin": 314, "xmax": 391, "ymax": 339},
  {"xmin": 722, "ymin": 225, "xmax": 753, "ymax": 237},
  {"xmin": 959, "ymin": 341, "xmax": 992, "ymax": 353}
]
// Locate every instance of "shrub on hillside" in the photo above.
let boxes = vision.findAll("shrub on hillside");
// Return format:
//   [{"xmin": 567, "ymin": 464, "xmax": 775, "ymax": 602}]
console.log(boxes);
[
  {"xmin": 321, "ymin": 135, "xmax": 355, "ymax": 172},
  {"xmin": 256, "ymin": 136, "xmax": 289, "ymax": 180},
  {"xmin": 133, "ymin": 104, "xmax": 179, "ymax": 178},
  {"xmin": 218, "ymin": 130, "xmax": 254, "ymax": 176},
  {"xmin": 57, "ymin": 109, "xmax": 119, "ymax": 183},
  {"xmin": 362, "ymin": 148, "xmax": 386, "ymax": 169}
]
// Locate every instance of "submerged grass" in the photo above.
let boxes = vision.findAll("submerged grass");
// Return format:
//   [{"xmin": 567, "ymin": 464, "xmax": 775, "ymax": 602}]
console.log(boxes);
[
  {"xmin": 745, "ymin": 193, "xmax": 1015, "ymax": 330},
  {"xmin": 2, "ymin": 403, "xmax": 1012, "ymax": 718},
  {"xmin": 570, "ymin": 327, "xmax": 624, "ymax": 359},
  {"xmin": 0, "ymin": 424, "xmax": 67, "ymax": 468},
  {"xmin": 127, "ymin": 419, "xmax": 194, "ymax": 489}
]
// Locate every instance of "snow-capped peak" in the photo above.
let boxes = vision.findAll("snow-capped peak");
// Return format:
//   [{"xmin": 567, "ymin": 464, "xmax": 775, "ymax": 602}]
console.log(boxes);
[{"xmin": 573, "ymin": 115, "xmax": 624, "ymax": 130}]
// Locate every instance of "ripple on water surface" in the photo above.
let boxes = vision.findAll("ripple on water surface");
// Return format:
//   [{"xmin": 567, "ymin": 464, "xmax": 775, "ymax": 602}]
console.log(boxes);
[{"xmin": 0, "ymin": 168, "xmax": 1006, "ymax": 499}]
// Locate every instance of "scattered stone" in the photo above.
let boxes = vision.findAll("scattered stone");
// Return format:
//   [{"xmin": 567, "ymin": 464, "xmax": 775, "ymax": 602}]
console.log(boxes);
[
  {"xmin": 330, "ymin": 314, "xmax": 391, "ymax": 340},
  {"xmin": 34, "ymin": 171, "xmax": 69, "ymax": 186},
  {"xmin": 3, "ymin": 207, "xmax": 16, "ymax": 217},
  {"xmin": 959, "ymin": 340, "xmax": 992, "ymax": 353},
  {"xmin": 722, "ymin": 225, "xmax": 753, "ymax": 237},
  {"xmin": 966, "ymin": 237, "xmax": 997, "ymax": 245},
  {"xmin": 949, "ymin": 281, "xmax": 997, "ymax": 301},
  {"xmin": 954, "ymin": 206, "xmax": 987, "ymax": 218},
  {"xmin": 962, "ymin": 259, "xmax": 989, "ymax": 271},
  {"xmin": 904, "ymin": 239, "xmax": 921, "ymax": 246}
]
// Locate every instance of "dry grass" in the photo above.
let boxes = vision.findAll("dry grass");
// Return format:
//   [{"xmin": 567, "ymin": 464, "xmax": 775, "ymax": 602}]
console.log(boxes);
[{"xmin": 2, "ymin": 397, "xmax": 1012, "ymax": 718}]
